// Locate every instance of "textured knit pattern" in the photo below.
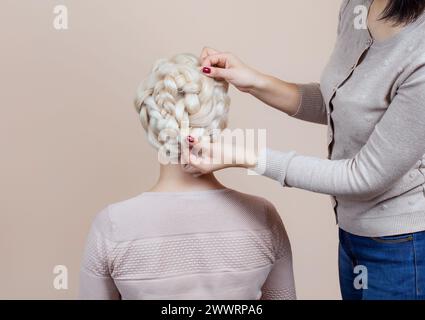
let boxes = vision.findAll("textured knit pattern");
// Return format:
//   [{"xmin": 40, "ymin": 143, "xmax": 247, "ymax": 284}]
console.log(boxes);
[
  {"xmin": 255, "ymin": 0, "xmax": 425, "ymax": 237},
  {"xmin": 261, "ymin": 288, "xmax": 295, "ymax": 300},
  {"xmin": 79, "ymin": 189, "xmax": 296, "ymax": 300}
]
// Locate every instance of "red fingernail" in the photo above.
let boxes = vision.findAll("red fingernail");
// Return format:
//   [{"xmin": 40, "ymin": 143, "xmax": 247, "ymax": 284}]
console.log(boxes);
[
  {"xmin": 187, "ymin": 136, "xmax": 195, "ymax": 143},
  {"xmin": 202, "ymin": 67, "xmax": 211, "ymax": 74}
]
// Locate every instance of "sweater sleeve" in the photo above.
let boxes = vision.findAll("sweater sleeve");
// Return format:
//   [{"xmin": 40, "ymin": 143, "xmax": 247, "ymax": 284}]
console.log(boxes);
[
  {"xmin": 79, "ymin": 207, "xmax": 121, "ymax": 300},
  {"xmin": 290, "ymin": 83, "xmax": 328, "ymax": 125},
  {"xmin": 255, "ymin": 63, "xmax": 425, "ymax": 201},
  {"xmin": 261, "ymin": 201, "xmax": 296, "ymax": 300}
]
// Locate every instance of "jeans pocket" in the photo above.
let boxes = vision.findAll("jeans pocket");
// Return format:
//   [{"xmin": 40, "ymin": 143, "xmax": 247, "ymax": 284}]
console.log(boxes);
[{"xmin": 370, "ymin": 233, "xmax": 413, "ymax": 244}]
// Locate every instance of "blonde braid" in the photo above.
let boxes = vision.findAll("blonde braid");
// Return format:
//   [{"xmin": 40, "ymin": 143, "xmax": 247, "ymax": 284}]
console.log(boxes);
[{"xmin": 134, "ymin": 53, "xmax": 230, "ymax": 162}]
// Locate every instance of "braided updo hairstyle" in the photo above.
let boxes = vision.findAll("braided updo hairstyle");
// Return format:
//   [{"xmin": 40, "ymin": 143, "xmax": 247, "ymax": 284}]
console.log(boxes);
[{"xmin": 134, "ymin": 53, "xmax": 230, "ymax": 163}]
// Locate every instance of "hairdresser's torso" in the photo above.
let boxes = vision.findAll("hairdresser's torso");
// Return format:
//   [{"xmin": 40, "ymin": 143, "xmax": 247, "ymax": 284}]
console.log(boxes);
[{"xmin": 319, "ymin": 0, "xmax": 425, "ymax": 235}]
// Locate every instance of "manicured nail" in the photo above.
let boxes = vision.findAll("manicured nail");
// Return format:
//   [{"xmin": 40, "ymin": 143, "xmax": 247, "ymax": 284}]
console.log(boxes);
[
  {"xmin": 202, "ymin": 67, "xmax": 211, "ymax": 74},
  {"xmin": 187, "ymin": 135, "xmax": 195, "ymax": 143}
]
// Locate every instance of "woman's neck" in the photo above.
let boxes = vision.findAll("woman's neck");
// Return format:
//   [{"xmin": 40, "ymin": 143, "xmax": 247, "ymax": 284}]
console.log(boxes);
[
  {"xmin": 368, "ymin": 0, "xmax": 404, "ymax": 41},
  {"xmin": 148, "ymin": 164, "xmax": 225, "ymax": 193}
]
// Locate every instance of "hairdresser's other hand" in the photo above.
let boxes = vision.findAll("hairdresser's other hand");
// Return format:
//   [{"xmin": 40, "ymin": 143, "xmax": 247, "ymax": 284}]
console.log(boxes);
[
  {"xmin": 200, "ymin": 47, "xmax": 265, "ymax": 93},
  {"xmin": 180, "ymin": 137, "xmax": 203, "ymax": 176},
  {"xmin": 183, "ymin": 135, "xmax": 258, "ymax": 175}
]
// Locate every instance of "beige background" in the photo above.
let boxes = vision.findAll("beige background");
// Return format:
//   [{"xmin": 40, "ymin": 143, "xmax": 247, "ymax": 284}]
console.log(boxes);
[{"xmin": 0, "ymin": 0, "xmax": 343, "ymax": 299}]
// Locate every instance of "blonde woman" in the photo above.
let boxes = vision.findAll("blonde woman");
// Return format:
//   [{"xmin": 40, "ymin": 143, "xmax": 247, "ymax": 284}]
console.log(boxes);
[{"xmin": 79, "ymin": 54, "xmax": 296, "ymax": 300}]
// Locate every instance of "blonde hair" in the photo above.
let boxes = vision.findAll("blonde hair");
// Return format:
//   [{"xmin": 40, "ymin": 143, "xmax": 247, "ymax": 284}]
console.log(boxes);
[{"xmin": 134, "ymin": 53, "xmax": 230, "ymax": 162}]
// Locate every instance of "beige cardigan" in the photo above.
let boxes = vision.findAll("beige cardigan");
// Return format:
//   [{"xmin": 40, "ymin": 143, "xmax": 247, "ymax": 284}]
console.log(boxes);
[{"xmin": 255, "ymin": 0, "xmax": 425, "ymax": 237}]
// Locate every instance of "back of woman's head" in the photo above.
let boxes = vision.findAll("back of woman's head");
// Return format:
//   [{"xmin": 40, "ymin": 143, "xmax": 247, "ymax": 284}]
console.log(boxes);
[{"xmin": 135, "ymin": 53, "xmax": 230, "ymax": 163}]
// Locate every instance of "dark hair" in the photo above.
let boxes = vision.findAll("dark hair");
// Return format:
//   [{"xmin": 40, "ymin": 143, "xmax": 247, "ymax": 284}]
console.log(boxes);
[{"xmin": 381, "ymin": 0, "xmax": 425, "ymax": 25}]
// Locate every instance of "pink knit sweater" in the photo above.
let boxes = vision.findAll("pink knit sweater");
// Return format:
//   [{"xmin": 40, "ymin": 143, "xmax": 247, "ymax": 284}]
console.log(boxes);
[{"xmin": 79, "ymin": 188, "xmax": 295, "ymax": 300}]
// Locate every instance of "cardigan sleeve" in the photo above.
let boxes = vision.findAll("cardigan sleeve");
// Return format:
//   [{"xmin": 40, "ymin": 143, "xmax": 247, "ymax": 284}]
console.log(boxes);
[
  {"xmin": 290, "ymin": 83, "xmax": 328, "ymax": 125},
  {"xmin": 255, "ymin": 63, "xmax": 425, "ymax": 201}
]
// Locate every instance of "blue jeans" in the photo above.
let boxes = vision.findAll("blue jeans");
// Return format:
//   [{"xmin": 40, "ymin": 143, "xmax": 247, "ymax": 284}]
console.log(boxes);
[{"xmin": 338, "ymin": 228, "xmax": 425, "ymax": 300}]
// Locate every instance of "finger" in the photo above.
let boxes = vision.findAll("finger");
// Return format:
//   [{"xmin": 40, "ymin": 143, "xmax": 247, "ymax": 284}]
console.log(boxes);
[
  {"xmin": 181, "ymin": 163, "xmax": 203, "ymax": 175},
  {"xmin": 200, "ymin": 47, "xmax": 219, "ymax": 60},
  {"xmin": 186, "ymin": 135, "xmax": 197, "ymax": 147},
  {"xmin": 201, "ymin": 53, "xmax": 231, "ymax": 69},
  {"xmin": 191, "ymin": 139, "xmax": 213, "ymax": 159},
  {"xmin": 181, "ymin": 135, "xmax": 197, "ymax": 151},
  {"xmin": 188, "ymin": 154, "xmax": 213, "ymax": 174},
  {"xmin": 200, "ymin": 47, "xmax": 220, "ymax": 62},
  {"xmin": 201, "ymin": 66, "xmax": 231, "ymax": 81},
  {"xmin": 180, "ymin": 135, "xmax": 196, "ymax": 165}
]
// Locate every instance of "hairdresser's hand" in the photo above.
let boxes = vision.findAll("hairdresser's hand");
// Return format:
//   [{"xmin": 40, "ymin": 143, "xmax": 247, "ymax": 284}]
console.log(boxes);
[
  {"xmin": 182, "ymin": 135, "xmax": 258, "ymax": 175},
  {"xmin": 200, "ymin": 47, "xmax": 265, "ymax": 93},
  {"xmin": 200, "ymin": 47, "xmax": 301, "ymax": 116}
]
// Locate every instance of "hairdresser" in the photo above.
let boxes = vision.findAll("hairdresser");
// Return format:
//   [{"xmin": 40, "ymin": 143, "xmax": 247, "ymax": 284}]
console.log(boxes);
[{"xmin": 187, "ymin": 0, "xmax": 425, "ymax": 300}]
